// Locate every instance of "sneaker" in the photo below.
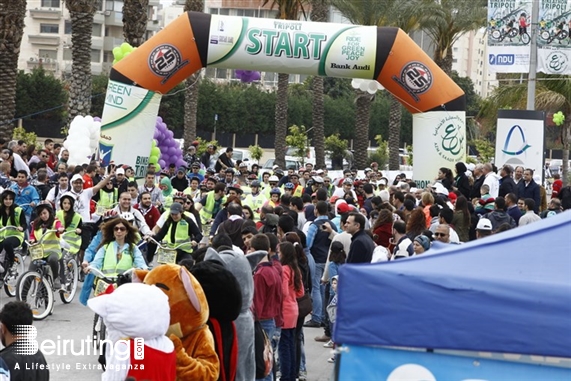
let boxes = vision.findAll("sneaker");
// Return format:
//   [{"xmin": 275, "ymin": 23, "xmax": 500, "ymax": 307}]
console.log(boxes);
[
  {"xmin": 53, "ymin": 278, "xmax": 61, "ymax": 289},
  {"xmin": 327, "ymin": 357, "xmax": 335, "ymax": 363},
  {"xmin": 323, "ymin": 340, "xmax": 334, "ymax": 348},
  {"xmin": 298, "ymin": 370, "xmax": 307, "ymax": 380},
  {"xmin": 303, "ymin": 320, "xmax": 321, "ymax": 328},
  {"xmin": 314, "ymin": 335, "xmax": 330, "ymax": 342}
]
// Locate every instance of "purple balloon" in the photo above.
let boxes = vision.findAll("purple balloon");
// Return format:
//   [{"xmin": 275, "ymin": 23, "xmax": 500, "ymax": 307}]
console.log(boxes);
[
  {"xmin": 167, "ymin": 130, "xmax": 174, "ymax": 139},
  {"xmin": 94, "ymin": 116, "xmax": 101, "ymax": 122},
  {"xmin": 252, "ymin": 71, "xmax": 261, "ymax": 81},
  {"xmin": 159, "ymin": 122, "xmax": 167, "ymax": 131},
  {"xmin": 235, "ymin": 69, "xmax": 244, "ymax": 76},
  {"xmin": 158, "ymin": 159, "xmax": 166, "ymax": 168},
  {"xmin": 176, "ymin": 159, "xmax": 186, "ymax": 168},
  {"xmin": 167, "ymin": 146, "xmax": 176, "ymax": 156},
  {"xmin": 157, "ymin": 116, "xmax": 163, "ymax": 123}
]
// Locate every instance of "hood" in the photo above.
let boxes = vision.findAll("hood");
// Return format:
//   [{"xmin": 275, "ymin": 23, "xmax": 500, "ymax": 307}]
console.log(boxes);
[
  {"xmin": 245, "ymin": 250, "xmax": 268, "ymax": 271},
  {"xmin": 160, "ymin": 177, "xmax": 173, "ymax": 196},
  {"xmin": 264, "ymin": 213, "xmax": 279, "ymax": 227}
]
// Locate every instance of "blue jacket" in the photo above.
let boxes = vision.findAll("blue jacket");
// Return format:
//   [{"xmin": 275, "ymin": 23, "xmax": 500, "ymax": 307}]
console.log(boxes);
[
  {"xmin": 517, "ymin": 180, "xmax": 540, "ymax": 213},
  {"xmin": 10, "ymin": 184, "xmax": 39, "ymax": 217},
  {"xmin": 79, "ymin": 231, "xmax": 103, "ymax": 306}
]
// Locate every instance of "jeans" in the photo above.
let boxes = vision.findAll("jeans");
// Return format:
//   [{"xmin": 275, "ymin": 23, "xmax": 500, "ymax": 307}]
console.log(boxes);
[
  {"xmin": 295, "ymin": 315, "xmax": 306, "ymax": 375},
  {"xmin": 324, "ymin": 282, "xmax": 332, "ymax": 337},
  {"xmin": 311, "ymin": 262, "xmax": 325, "ymax": 323},
  {"xmin": 278, "ymin": 328, "xmax": 296, "ymax": 381},
  {"xmin": 0, "ymin": 237, "xmax": 21, "ymax": 271},
  {"xmin": 30, "ymin": 252, "xmax": 64, "ymax": 284},
  {"xmin": 257, "ymin": 319, "xmax": 276, "ymax": 381}
]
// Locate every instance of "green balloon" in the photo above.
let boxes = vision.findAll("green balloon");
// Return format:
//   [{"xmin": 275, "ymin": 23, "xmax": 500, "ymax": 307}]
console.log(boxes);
[
  {"xmin": 151, "ymin": 147, "xmax": 160, "ymax": 156},
  {"xmin": 149, "ymin": 155, "xmax": 159, "ymax": 164},
  {"xmin": 121, "ymin": 42, "xmax": 132, "ymax": 54},
  {"xmin": 152, "ymin": 140, "xmax": 157, "ymax": 147},
  {"xmin": 112, "ymin": 46, "xmax": 122, "ymax": 57}
]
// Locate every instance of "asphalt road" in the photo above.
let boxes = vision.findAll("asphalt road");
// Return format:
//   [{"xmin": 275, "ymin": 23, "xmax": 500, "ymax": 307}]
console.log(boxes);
[{"xmin": 0, "ymin": 279, "xmax": 335, "ymax": 381}]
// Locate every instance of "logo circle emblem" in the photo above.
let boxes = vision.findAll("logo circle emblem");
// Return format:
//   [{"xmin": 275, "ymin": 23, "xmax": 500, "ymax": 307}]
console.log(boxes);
[
  {"xmin": 401, "ymin": 62, "xmax": 433, "ymax": 94},
  {"xmin": 149, "ymin": 44, "xmax": 182, "ymax": 77},
  {"xmin": 547, "ymin": 51, "xmax": 568, "ymax": 73}
]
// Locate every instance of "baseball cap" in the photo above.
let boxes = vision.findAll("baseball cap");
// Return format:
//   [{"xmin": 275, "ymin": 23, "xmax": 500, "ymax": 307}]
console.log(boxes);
[
  {"xmin": 337, "ymin": 202, "xmax": 351, "ymax": 214},
  {"xmin": 343, "ymin": 178, "xmax": 353, "ymax": 185},
  {"xmin": 316, "ymin": 169, "xmax": 324, "ymax": 175},
  {"xmin": 191, "ymin": 162, "xmax": 200, "ymax": 168},
  {"xmin": 239, "ymin": 162, "xmax": 248, "ymax": 168},
  {"xmin": 329, "ymin": 195, "xmax": 340, "ymax": 204},
  {"xmin": 414, "ymin": 235, "xmax": 431, "ymax": 251},
  {"xmin": 476, "ymin": 218, "xmax": 493, "ymax": 231},
  {"xmin": 432, "ymin": 182, "xmax": 449, "ymax": 196},
  {"xmin": 272, "ymin": 165, "xmax": 279, "ymax": 170},
  {"xmin": 115, "ymin": 168, "xmax": 125, "ymax": 175},
  {"xmin": 206, "ymin": 167, "xmax": 215, "ymax": 174},
  {"xmin": 250, "ymin": 180, "xmax": 261, "ymax": 187},
  {"xmin": 71, "ymin": 174, "xmax": 84, "ymax": 183},
  {"xmin": 170, "ymin": 202, "xmax": 183, "ymax": 215},
  {"xmin": 177, "ymin": 166, "xmax": 186, "ymax": 173},
  {"xmin": 225, "ymin": 168, "xmax": 235, "ymax": 174},
  {"xmin": 313, "ymin": 176, "xmax": 324, "ymax": 184},
  {"xmin": 364, "ymin": 167, "xmax": 372, "ymax": 173}
]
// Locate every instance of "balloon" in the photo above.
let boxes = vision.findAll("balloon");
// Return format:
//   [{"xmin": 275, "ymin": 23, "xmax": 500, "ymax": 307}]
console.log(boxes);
[
  {"xmin": 168, "ymin": 146, "xmax": 177, "ymax": 156},
  {"xmin": 151, "ymin": 147, "xmax": 160, "ymax": 157},
  {"xmin": 359, "ymin": 81, "xmax": 369, "ymax": 92},
  {"xmin": 157, "ymin": 116, "xmax": 163, "ymax": 123},
  {"xmin": 113, "ymin": 47, "xmax": 122, "ymax": 57},
  {"xmin": 121, "ymin": 42, "xmax": 132, "ymax": 54},
  {"xmin": 176, "ymin": 159, "xmax": 186, "ymax": 168},
  {"xmin": 166, "ymin": 129, "xmax": 174, "ymax": 139},
  {"xmin": 158, "ymin": 159, "xmax": 166, "ymax": 168},
  {"xmin": 351, "ymin": 79, "xmax": 362, "ymax": 89},
  {"xmin": 152, "ymin": 140, "xmax": 157, "ymax": 147},
  {"xmin": 149, "ymin": 155, "xmax": 159, "ymax": 164},
  {"xmin": 252, "ymin": 71, "xmax": 261, "ymax": 81},
  {"xmin": 235, "ymin": 69, "xmax": 244, "ymax": 76}
]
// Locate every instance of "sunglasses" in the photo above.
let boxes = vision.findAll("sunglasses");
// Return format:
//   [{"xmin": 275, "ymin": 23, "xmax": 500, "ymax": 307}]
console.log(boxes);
[
  {"xmin": 114, "ymin": 226, "xmax": 126, "ymax": 232},
  {"xmin": 434, "ymin": 232, "xmax": 448, "ymax": 237}
]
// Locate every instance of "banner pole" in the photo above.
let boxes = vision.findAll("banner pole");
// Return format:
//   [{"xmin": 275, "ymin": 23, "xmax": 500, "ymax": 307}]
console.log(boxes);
[{"xmin": 526, "ymin": 0, "xmax": 539, "ymax": 111}]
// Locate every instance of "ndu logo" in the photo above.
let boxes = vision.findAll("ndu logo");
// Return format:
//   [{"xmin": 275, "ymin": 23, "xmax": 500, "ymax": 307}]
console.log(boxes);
[{"xmin": 489, "ymin": 54, "xmax": 514, "ymax": 65}]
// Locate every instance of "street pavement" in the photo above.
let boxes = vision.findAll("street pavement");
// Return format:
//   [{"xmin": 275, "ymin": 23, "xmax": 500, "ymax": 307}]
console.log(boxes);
[{"xmin": 0, "ymin": 280, "xmax": 335, "ymax": 381}]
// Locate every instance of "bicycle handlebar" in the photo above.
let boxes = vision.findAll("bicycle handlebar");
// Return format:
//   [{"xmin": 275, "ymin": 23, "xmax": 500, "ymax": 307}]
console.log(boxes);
[
  {"xmin": 25, "ymin": 229, "xmax": 60, "ymax": 247},
  {"xmin": 86, "ymin": 266, "xmax": 135, "ymax": 283},
  {"xmin": 147, "ymin": 236, "xmax": 193, "ymax": 250},
  {"xmin": 0, "ymin": 226, "xmax": 22, "ymax": 233}
]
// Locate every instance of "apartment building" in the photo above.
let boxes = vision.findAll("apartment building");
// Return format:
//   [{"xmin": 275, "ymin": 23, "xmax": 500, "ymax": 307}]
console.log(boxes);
[{"xmin": 19, "ymin": 0, "xmax": 162, "ymax": 77}]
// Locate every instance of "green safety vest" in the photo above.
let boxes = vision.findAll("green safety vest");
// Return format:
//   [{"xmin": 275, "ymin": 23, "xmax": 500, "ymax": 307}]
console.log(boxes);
[
  {"xmin": 165, "ymin": 219, "xmax": 192, "ymax": 253},
  {"xmin": 101, "ymin": 243, "xmax": 134, "ymax": 276},
  {"xmin": 243, "ymin": 193, "xmax": 266, "ymax": 221},
  {"xmin": 199, "ymin": 191, "xmax": 225, "ymax": 225},
  {"xmin": 98, "ymin": 189, "xmax": 118, "ymax": 209},
  {"xmin": 0, "ymin": 207, "xmax": 24, "ymax": 244},
  {"xmin": 56, "ymin": 210, "xmax": 81, "ymax": 255},
  {"xmin": 34, "ymin": 221, "xmax": 61, "ymax": 259}
]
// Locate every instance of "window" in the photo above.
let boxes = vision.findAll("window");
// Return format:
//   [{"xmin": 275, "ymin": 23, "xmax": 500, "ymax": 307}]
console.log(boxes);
[
  {"xmin": 452, "ymin": 58, "xmax": 457, "ymax": 63},
  {"xmin": 209, "ymin": 8, "xmax": 219, "ymax": 14},
  {"xmin": 453, "ymin": 47, "xmax": 458, "ymax": 52},
  {"xmin": 38, "ymin": 49, "xmax": 57, "ymax": 59},
  {"xmin": 237, "ymin": 9, "xmax": 255, "ymax": 17},
  {"xmin": 204, "ymin": 67, "xmax": 216, "ymax": 78},
  {"xmin": 105, "ymin": 27, "xmax": 110, "ymax": 37},
  {"xmin": 264, "ymin": 72, "xmax": 276, "ymax": 84},
  {"xmin": 105, "ymin": 0, "xmax": 124, "ymax": 11},
  {"xmin": 40, "ymin": 24, "xmax": 59, "ymax": 34},
  {"xmin": 63, "ymin": 48, "xmax": 72, "ymax": 60},
  {"xmin": 219, "ymin": 8, "xmax": 230, "ymax": 15},
  {"xmin": 103, "ymin": 51, "xmax": 113, "ymax": 62},
  {"xmin": 64, "ymin": 20, "xmax": 71, "ymax": 34},
  {"xmin": 215, "ymin": 68, "xmax": 227, "ymax": 79},
  {"xmin": 91, "ymin": 49, "xmax": 101, "ymax": 63},
  {"xmin": 92, "ymin": 24, "xmax": 102, "ymax": 37},
  {"xmin": 41, "ymin": 0, "xmax": 60, "ymax": 7}
]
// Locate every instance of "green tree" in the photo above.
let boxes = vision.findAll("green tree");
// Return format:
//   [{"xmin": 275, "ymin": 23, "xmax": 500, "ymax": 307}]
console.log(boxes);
[
  {"xmin": 249, "ymin": 145, "xmax": 264, "ymax": 163},
  {"xmin": 182, "ymin": 0, "xmax": 204, "ymax": 149},
  {"xmin": 481, "ymin": 74, "xmax": 571, "ymax": 185},
  {"xmin": 263, "ymin": 0, "xmax": 308, "ymax": 168},
  {"xmin": 65, "ymin": 0, "xmax": 99, "ymax": 126},
  {"xmin": 450, "ymin": 70, "xmax": 482, "ymax": 140},
  {"xmin": 325, "ymin": 133, "xmax": 348, "ymax": 169},
  {"xmin": 330, "ymin": 0, "xmax": 439, "ymax": 170},
  {"xmin": 90, "ymin": 74, "xmax": 109, "ymax": 117},
  {"xmin": 0, "ymin": 0, "xmax": 27, "ymax": 139},
  {"xmin": 122, "ymin": 0, "xmax": 149, "ymax": 47},
  {"xmin": 285, "ymin": 124, "xmax": 309, "ymax": 165},
  {"xmin": 471, "ymin": 138, "xmax": 495, "ymax": 163},
  {"xmin": 15, "ymin": 67, "xmax": 68, "ymax": 124},
  {"xmin": 424, "ymin": 0, "xmax": 487, "ymax": 75}
]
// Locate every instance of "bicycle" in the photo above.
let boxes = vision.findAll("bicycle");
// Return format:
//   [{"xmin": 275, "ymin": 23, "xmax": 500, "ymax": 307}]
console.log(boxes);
[
  {"xmin": 147, "ymin": 237, "xmax": 194, "ymax": 265},
  {"xmin": 16, "ymin": 229, "xmax": 67, "ymax": 320},
  {"xmin": 86, "ymin": 266, "xmax": 134, "ymax": 350},
  {"xmin": 58, "ymin": 231, "xmax": 80, "ymax": 304},
  {"xmin": 540, "ymin": 28, "xmax": 569, "ymax": 44},
  {"xmin": 0, "ymin": 226, "xmax": 26, "ymax": 297},
  {"xmin": 94, "ymin": 202, "xmax": 118, "ymax": 217}
]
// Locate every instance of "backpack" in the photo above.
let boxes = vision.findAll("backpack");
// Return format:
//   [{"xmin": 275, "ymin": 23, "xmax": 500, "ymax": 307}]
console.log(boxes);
[
  {"xmin": 254, "ymin": 320, "xmax": 273, "ymax": 379},
  {"xmin": 560, "ymin": 186, "xmax": 571, "ymax": 210}
]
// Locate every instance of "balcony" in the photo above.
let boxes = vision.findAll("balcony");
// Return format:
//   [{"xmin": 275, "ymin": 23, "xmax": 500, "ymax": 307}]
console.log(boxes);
[
  {"xmin": 29, "ymin": 8, "xmax": 62, "ymax": 20},
  {"xmin": 104, "ymin": 10, "xmax": 123, "ymax": 27},
  {"xmin": 148, "ymin": 0, "xmax": 161, "ymax": 6},
  {"xmin": 103, "ymin": 36, "xmax": 124, "ymax": 51},
  {"xmin": 27, "ymin": 58, "xmax": 58, "ymax": 72},
  {"xmin": 93, "ymin": 12, "xmax": 105, "ymax": 24},
  {"xmin": 147, "ymin": 19, "xmax": 161, "ymax": 32},
  {"xmin": 28, "ymin": 34, "xmax": 61, "ymax": 46},
  {"xmin": 92, "ymin": 38, "xmax": 103, "ymax": 50}
]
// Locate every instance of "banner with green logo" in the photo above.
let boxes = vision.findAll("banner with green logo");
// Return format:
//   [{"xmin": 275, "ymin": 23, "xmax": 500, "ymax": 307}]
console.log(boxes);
[
  {"xmin": 412, "ymin": 112, "xmax": 466, "ymax": 189},
  {"xmin": 207, "ymin": 15, "xmax": 377, "ymax": 79},
  {"xmin": 537, "ymin": 0, "xmax": 571, "ymax": 74}
]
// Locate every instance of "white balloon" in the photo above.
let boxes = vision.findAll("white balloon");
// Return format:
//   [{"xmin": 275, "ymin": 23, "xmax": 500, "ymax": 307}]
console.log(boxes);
[
  {"xmin": 359, "ymin": 81, "xmax": 368, "ymax": 91},
  {"xmin": 351, "ymin": 79, "xmax": 362, "ymax": 89},
  {"xmin": 83, "ymin": 115, "xmax": 94, "ymax": 125}
]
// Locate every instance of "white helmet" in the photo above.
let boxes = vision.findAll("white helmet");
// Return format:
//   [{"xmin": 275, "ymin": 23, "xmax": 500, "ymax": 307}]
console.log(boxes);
[{"xmin": 119, "ymin": 212, "xmax": 135, "ymax": 222}]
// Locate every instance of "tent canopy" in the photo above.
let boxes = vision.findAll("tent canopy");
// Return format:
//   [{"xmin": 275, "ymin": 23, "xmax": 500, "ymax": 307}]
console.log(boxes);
[{"xmin": 335, "ymin": 211, "xmax": 571, "ymax": 358}]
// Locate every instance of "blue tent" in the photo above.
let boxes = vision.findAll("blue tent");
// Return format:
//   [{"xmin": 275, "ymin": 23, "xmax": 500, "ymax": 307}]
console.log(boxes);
[{"xmin": 335, "ymin": 210, "xmax": 571, "ymax": 358}]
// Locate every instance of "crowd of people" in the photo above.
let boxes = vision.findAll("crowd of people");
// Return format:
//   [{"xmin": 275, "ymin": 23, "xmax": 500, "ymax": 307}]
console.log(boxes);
[{"xmin": 0, "ymin": 137, "xmax": 569, "ymax": 381}]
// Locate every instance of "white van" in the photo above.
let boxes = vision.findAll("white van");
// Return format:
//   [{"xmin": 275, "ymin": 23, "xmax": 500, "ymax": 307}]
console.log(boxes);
[{"xmin": 285, "ymin": 147, "xmax": 316, "ymax": 166}]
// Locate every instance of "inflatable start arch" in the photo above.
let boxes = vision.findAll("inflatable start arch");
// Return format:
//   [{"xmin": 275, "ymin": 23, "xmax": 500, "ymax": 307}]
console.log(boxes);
[{"xmin": 99, "ymin": 12, "xmax": 465, "ymax": 183}]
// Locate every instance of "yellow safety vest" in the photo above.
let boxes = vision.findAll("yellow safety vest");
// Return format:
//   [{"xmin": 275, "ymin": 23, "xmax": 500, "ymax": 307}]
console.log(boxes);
[
  {"xmin": 243, "ymin": 192, "xmax": 266, "ymax": 221},
  {"xmin": 199, "ymin": 191, "xmax": 225, "ymax": 225},
  {"xmin": 98, "ymin": 189, "xmax": 118, "ymax": 209},
  {"xmin": 101, "ymin": 243, "xmax": 134, "ymax": 276},
  {"xmin": 56, "ymin": 210, "xmax": 82, "ymax": 254},
  {"xmin": 34, "ymin": 220, "xmax": 61, "ymax": 259},
  {"xmin": 165, "ymin": 219, "xmax": 192, "ymax": 253},
  {"xmin": 0, "ymin": 207, "xmax": 24, "ymax": 244},
  {"xmin": 292, "ymin": 185, "xmax": 304, "ymax": 198}
]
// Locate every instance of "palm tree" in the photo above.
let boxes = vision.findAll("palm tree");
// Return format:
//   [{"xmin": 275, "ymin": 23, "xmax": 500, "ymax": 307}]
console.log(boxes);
[
  {"xmin": 310, "ymin": 0, "xmax": 329, "ymax": 170},
  {"xmin": 182, "ymin": 0, "xmax": 204, "ymax": 151},
  {"xmin": 423, "ymin": 0, "xmax": 487, "ymax": 75},
  {"xmin": 65, "ymin": 0, "xmax": 99, "ymax": 126},
  {"xmin": 0, "ymin": 0, "xmax": 27, "ymax": 139},
  {"xmin": 481, "ymin": 74, "xmax": 571, "ymax": 185},
  {"xmin": 122, "ymin": 0, "xmax": 149, "ymax": 47},
  {"xmin": 331, "ymin": 0, "xmax": 440, "ymax": 170},
  {"xmin": 264, "ymin": 0, "xmax": 307, "ymax": 168}
]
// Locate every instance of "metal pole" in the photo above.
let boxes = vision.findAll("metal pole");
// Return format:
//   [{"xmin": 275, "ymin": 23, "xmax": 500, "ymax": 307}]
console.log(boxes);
[
  {"xmin": 526, "ymin": 0, "xmax": 539, "ymax": 110},
  {"xmin": 213, "ymin": 113, "xmax": 218, "ymax": 141}
]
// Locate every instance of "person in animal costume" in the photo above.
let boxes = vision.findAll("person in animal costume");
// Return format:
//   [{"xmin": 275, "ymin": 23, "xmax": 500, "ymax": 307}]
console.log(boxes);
[
  {"xmin": 87, "ymin": 282, "xmax": 176, "ymax": 381},
  {"xmin": 134, "ymin": 264, "xmax": 220, "ymax": 381}
]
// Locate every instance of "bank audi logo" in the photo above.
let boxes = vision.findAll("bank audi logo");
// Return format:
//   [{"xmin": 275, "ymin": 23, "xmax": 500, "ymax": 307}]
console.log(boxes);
[
  {"xmin": 13, "ymin": 325, "xmax": 144, "ymax": 361},
  {"xmin": 14, "ymin": 325, "xmax": 38, "ymax": 355},
  {"xmin": 502, "ymin": 124, "xmax": 531, "ymax": 156},
  {"xmin": 489, "ymin": 54, "xmax": 514, "ymax": 65}
]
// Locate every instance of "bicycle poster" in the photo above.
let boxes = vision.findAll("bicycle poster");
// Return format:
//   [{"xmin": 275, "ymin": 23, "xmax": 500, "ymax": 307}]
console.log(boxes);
[{"xmin": 537, "ymin": 1, "xmax": 571, "ymax": 74}]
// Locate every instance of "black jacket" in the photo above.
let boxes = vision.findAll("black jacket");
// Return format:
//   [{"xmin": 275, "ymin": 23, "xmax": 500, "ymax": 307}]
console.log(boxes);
[
  {"xmin": 347, "ymin": 229, "xmax": 375, "ymax": 264},
  {"xmin": 454, "ymin": 174, "xmax": 471, "ymax": 200},
  {"xmin": 470, "ymin": 176, "xmax": 485, "ymax": 200},
  {"xmin": 0, "ymin": 342, "xmax": 49, "ymax": 381},
  {"xmin": 499, "ymin": 176, "xmax": 517, "ymax": 198}
]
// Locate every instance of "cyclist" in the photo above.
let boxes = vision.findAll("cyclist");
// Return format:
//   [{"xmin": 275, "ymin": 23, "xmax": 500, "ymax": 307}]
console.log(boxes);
[
  {"xmin": 56, "ymin": 195, "xmax": 82, "ymax": 255},
  {"xmin": 0, "ymin": 189, "xmax": 26, "ymax": 276},
  {"xmin": 87, "ymin": 217, "xmax": 148, "ymax": 277},
  {"xmin": 112, "ymin": 192, "xmax": 151, "ymax": 236},
  {"xmin": 264, "ymin": 187, "xmax": 282, "ymax": 208},
  {"xmin": 29, "ymin": 203, "xmax": 65, "ymax": 290},
  {"xmin": 150, "ymin": 202, "xmax": 202, "ymax": 264}
]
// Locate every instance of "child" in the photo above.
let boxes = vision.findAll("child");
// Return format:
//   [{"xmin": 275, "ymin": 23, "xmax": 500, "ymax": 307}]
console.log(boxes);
[
  {"xmin": 476, "ymin": 184, "xmax": 495, "ymax": 215},
  {"xmin": 326, "ymin": 275, "xmax": 339, "ymax": 363}
]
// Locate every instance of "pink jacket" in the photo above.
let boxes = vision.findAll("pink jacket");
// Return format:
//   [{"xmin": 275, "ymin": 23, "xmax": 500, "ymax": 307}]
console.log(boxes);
[{"xmin": 281, "ymin": 265, "xmax": 304, "ymax": 329}]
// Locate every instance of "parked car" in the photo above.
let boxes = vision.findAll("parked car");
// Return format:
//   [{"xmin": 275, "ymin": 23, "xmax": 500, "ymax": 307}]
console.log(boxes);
[
  {"xmin": 262, "ymin": 158, "xmax": 302, "ymax": 170},
  {"xmin": 216, "ymin": 148, "xmax": 253, "ymax": 164}
]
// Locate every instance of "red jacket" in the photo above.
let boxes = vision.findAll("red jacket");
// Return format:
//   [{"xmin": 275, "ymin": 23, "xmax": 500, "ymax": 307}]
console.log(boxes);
[{"xmin": 134, "ymin": 203, "xmax": 161, "ymax": 230}]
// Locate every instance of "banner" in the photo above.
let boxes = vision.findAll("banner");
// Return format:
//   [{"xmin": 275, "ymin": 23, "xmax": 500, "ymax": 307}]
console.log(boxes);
[
  {"xmin": 537, "ymin": 0, "xmax": 571, "ymax": 74},
  {"xmin": 99, "ymin": 80, "xmax": 162, "ymax": 177},
  {"xmin": 487, "ymin": 0, "xmax": 532, "ymax": 73},
  {"xmin": 495, "ymin": 110, "xmax": 545, "ymax": 177},
  {"xmin": 337, "ymin": 345, "xmax": 571, "ymax": 381},
  {"xmin": 412, "ymin": 111, "xmax": 466, "ymax": 189}
]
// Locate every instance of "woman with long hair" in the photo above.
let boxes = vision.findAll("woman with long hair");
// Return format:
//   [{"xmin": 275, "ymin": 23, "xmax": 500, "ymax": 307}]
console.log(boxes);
[
  {"xmin": 89, "ymin": 218, "xmax": 148, "ymax": 276},
  {"xmin": 454, "ymin": 162, "xmax": 471, "ymax": 199},
  {"xmin": 438, "ymin": 167, "xmax": 455, "ymax": 191},
  {"xmin": 183, "ymin": 196, "xmax": 202, "ymax": 231},
  {"xmin": 242, "ymin": 205, "xmax": 255, "ymax": 222},
  {"xmin": 277, "ymin": 241, "xmax": 304, "ymax": 381},
  {"xmin": 282, "ymin": 232, "xmax": 310, "ymax": 380},
  {"xmin": 371, "ymin": 209, "xmax": 394, "ymax": 248},
  {"xmin": 56, "ymin": 195, "xmax": 83, "ymax": 255},
  {"xmin": 0, "ymin": 189, "xmax": 26, "ymax": 276},
  {"xmin": 452, "ymin": 195, "xmax": 471, "ymax": 242},
  {"xmin": 421, "ymin": 192, "xmax": 435, "ymax": 228},
  {"xmin": 407, "ymin": 209, "xmax": 428, "ymax": 240}
]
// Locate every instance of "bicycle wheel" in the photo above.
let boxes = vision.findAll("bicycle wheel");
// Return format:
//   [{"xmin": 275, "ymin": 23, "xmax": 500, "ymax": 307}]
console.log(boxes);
[
  {"xmin": 4, "ymin": 253, "xmax": 24, "ymax": 297},
  {"xmin": 521, "ymin": 33, "xmax": 530, "ymax": 45},
  {"xmin": 92, "ymin": 313, "xmax": 106, "ymax": 349},
  {"xmin": 17, "ymin": 271, "xmax": 54, "ymax": 320},
  {"xmin": 60, "ymin": 258, "xmax": 78, "ymax": 304}
]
